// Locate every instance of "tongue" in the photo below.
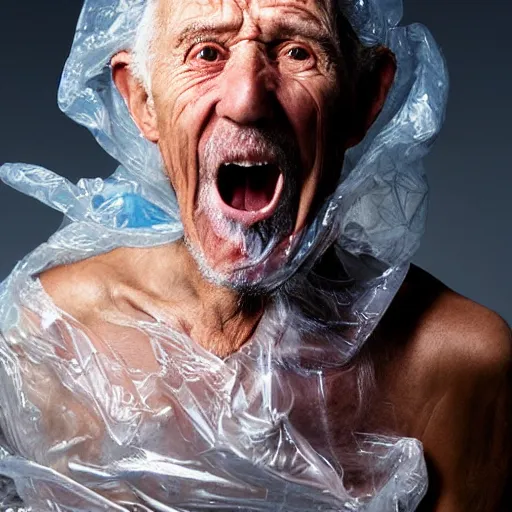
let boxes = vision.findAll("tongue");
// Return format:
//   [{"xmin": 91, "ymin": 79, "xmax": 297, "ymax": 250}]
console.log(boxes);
[
  {"xmin": 231, "ymin": 176, "xmax": 272, "ymax": 211},
  {"xmin": 219, "ymin": 164, "xmax": 280, "ymax": 212}
]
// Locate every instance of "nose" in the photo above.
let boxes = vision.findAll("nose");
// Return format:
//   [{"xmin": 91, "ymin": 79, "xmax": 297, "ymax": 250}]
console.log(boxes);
[{"xmin": 216, "ymin": 46, "xmax": 276, "ymax": 125}]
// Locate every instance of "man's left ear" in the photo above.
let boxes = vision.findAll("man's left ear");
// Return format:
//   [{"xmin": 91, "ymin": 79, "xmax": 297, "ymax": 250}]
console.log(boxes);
[{"xmin": 346, "ymin": 47, "xmax": 397, "ymax": 148}]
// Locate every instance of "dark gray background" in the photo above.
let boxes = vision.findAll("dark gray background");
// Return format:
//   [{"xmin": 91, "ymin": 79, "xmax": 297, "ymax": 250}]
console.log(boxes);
[{"xmin": 0, "ymin": 1, "xmax": 510, "ymax": 322}]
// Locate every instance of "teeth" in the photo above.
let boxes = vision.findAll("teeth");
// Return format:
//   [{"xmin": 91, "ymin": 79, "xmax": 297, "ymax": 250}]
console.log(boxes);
[{"xmin": 223, "ymin": 161, "xmax": 269, "ymax": 167}]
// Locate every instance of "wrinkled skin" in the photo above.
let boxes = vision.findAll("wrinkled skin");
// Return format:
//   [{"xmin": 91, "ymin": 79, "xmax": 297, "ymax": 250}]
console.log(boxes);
[{"xmin": 112, "ymin": 0, "xmax": 380, "ymax": 288}]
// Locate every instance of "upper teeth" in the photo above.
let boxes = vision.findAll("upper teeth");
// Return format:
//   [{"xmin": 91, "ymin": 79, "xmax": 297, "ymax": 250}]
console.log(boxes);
[{"xmin": 225, "ymin": 161, "xmax": 269, "ymax": 167}]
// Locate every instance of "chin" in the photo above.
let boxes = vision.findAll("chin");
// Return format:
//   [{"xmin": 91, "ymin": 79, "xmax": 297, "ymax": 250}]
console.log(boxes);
[{"xmin": 186, "ymin": 212, "xmax": 296, "ymax": 294}]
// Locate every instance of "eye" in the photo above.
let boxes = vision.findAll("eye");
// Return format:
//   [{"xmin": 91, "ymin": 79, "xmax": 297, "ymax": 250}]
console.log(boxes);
[
  {"xmin": 276, "ymin": 43, "xmax": 316, "ymax": 73},
  {"xmin": 187, "ymin": 43, "xmax": 228, "ymax": 68},
  {"xmin": 287, "ymin": 46, "xmax": 311, "ymax": 61},
  {"xmin": 186, "ymin": 42, "xmax": 227, "ymax": 68},
  {"xmin": 197, "ymin": 45, "xmax": 221, "ymax": 62}
]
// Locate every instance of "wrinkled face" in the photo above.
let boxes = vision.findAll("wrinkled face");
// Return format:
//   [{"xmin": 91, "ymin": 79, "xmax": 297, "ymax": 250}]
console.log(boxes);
[{"xmin": 141, "ymin": 0, "xmax": 352, "ymax": 289}]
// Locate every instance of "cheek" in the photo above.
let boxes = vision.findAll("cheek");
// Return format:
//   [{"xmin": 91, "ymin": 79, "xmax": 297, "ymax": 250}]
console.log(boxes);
[
  {"xmin": 277, "ymin": 76, "xmax": 341, "ymax": 230},
  {"xmin": 277, "ymin": 76, "xmax": 338, "ymax": 173},
  {"xmin": 152, "ymin": 69, "xmax": 219, "ymax": 213}
]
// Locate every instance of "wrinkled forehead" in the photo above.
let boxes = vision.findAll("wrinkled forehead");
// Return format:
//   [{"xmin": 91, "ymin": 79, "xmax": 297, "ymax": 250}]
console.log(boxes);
[{"xmin": 154, "ymin": 0, "xmax": 336, "ymax": 31}]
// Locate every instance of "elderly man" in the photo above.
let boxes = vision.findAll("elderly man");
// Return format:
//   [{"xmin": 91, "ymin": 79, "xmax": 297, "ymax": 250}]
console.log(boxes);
[{"xmin": 0, "ymin": 0, "xmax": 510, "ymax": 510}]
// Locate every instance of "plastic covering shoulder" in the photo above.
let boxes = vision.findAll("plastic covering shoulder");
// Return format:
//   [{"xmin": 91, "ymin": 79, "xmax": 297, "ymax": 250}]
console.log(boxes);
[{"xmin": 0, "ymin": 0, "xmax": 448, "ymax": 510}]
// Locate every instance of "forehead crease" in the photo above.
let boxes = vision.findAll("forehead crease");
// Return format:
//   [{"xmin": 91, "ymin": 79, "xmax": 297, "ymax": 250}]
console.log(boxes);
[
  {"xmin": 161, "ymin": 0, "xmax": 332, "ymax": 20},
  {"xmin": 157, "ymin": 0, "xmax": 336, "ymax": 45},
  {"xmin": 160, "ymin": 0, "xmax": 242, "ymax": 24},
  {"xmin": 257, "ymin": 0, "xmax": 324, "ymax": 7},
  {"xmin": 258, "ymin": 1, "xmax": 335, "ymax": 34},
  {"xmin": 254, "ymin": 0, "xmax": 333, "ymax": 16}
]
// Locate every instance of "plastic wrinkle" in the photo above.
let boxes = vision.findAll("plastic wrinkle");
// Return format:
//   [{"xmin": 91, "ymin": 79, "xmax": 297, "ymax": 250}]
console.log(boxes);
[{"xmin": 0, "ymin": 0, "xmax": 448, "ymax": 510}]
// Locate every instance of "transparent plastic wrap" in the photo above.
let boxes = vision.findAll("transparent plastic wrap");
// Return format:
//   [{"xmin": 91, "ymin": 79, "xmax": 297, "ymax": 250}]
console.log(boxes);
[{"xmin": 0, "ymin": 0, "xmax": 448, "ymax": 510}]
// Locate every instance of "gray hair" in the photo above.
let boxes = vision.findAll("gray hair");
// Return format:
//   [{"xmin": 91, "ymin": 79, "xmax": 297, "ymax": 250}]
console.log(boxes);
[{"xmin": 131, "ymin": 0, "xmax": 159, "ymax": 93}]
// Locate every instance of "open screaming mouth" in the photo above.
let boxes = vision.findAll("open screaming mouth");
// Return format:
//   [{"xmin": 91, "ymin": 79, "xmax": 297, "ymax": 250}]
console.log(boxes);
[{"xmin": 215, "ymin": 162, "xmax": 284, "ymax": 224}]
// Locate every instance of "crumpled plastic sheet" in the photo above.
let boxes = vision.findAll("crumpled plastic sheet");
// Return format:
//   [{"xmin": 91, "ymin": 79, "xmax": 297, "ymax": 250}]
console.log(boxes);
[{"xmin": 0, "ymin": 0, "xmax": 448, "ymax": 510}]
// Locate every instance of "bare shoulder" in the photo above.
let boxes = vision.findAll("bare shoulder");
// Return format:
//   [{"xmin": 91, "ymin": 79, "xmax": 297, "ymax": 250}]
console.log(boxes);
[
  {"xmin": 379, "ymin": 265, "xmax": 511, "ymax": 511},
  {"xmin": 40, "ymin": 252, "xmax": 118, "ymax": 323},
  {"xmin": 38, "ymin": 246, "xmax": 152, "ymax": 324},
  {"xmin": 381, "ymin": 264, "xmax": 511, "ymax": 381},
  {"xmin": 419, "ymin": 266, "xmax": 509, "ymax": 378},
  {"xmin": 39, "ymin": 243, "xmax": 185, "ymax": 324},
  {"xmin": 39, "ymin": 245, "xmax": 182, "ymax": 373},
  {"xmin": 438, "ymin": 294, "xmax": 511, "ymax": 381}
]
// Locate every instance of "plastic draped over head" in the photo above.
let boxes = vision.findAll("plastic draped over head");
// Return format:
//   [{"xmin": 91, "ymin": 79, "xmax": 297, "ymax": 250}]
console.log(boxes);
[
  {"xmin": 54, "ymin": 0, "xmax": 447, "ymax": 287},
  {"xmin": 0, "ymin": 0, "xmax": 448, "ymax": 510}
]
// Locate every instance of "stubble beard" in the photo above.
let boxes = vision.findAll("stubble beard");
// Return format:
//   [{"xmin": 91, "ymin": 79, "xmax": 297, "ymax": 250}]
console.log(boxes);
[{"xmin": 186, "ymin": 127, "xmax": 302, "ymax": 295}]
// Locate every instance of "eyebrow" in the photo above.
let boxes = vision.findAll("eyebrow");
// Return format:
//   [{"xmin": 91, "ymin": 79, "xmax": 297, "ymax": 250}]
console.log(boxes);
[
  {"xmin": 174, "ymin": 18, "xmax": 339, "ymax": 56},
  {"xmin": 175, "ymin": 21, "xmax": 241, "ymax": 47},
  {"xmin": 270, "ymin": 20, "xmax": 340, "ymax": 57}
]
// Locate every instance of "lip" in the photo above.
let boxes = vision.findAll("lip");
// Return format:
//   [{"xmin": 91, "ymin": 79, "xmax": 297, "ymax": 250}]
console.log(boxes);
[{"xmin": 213, "ymin": 170, "xmax": 285, "ymax": 226}]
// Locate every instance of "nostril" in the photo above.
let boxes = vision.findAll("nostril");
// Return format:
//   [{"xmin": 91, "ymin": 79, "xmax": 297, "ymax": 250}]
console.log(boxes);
[{"xmin": 216, "ymin": 66, "xmax": 275, "ymax": 124}]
